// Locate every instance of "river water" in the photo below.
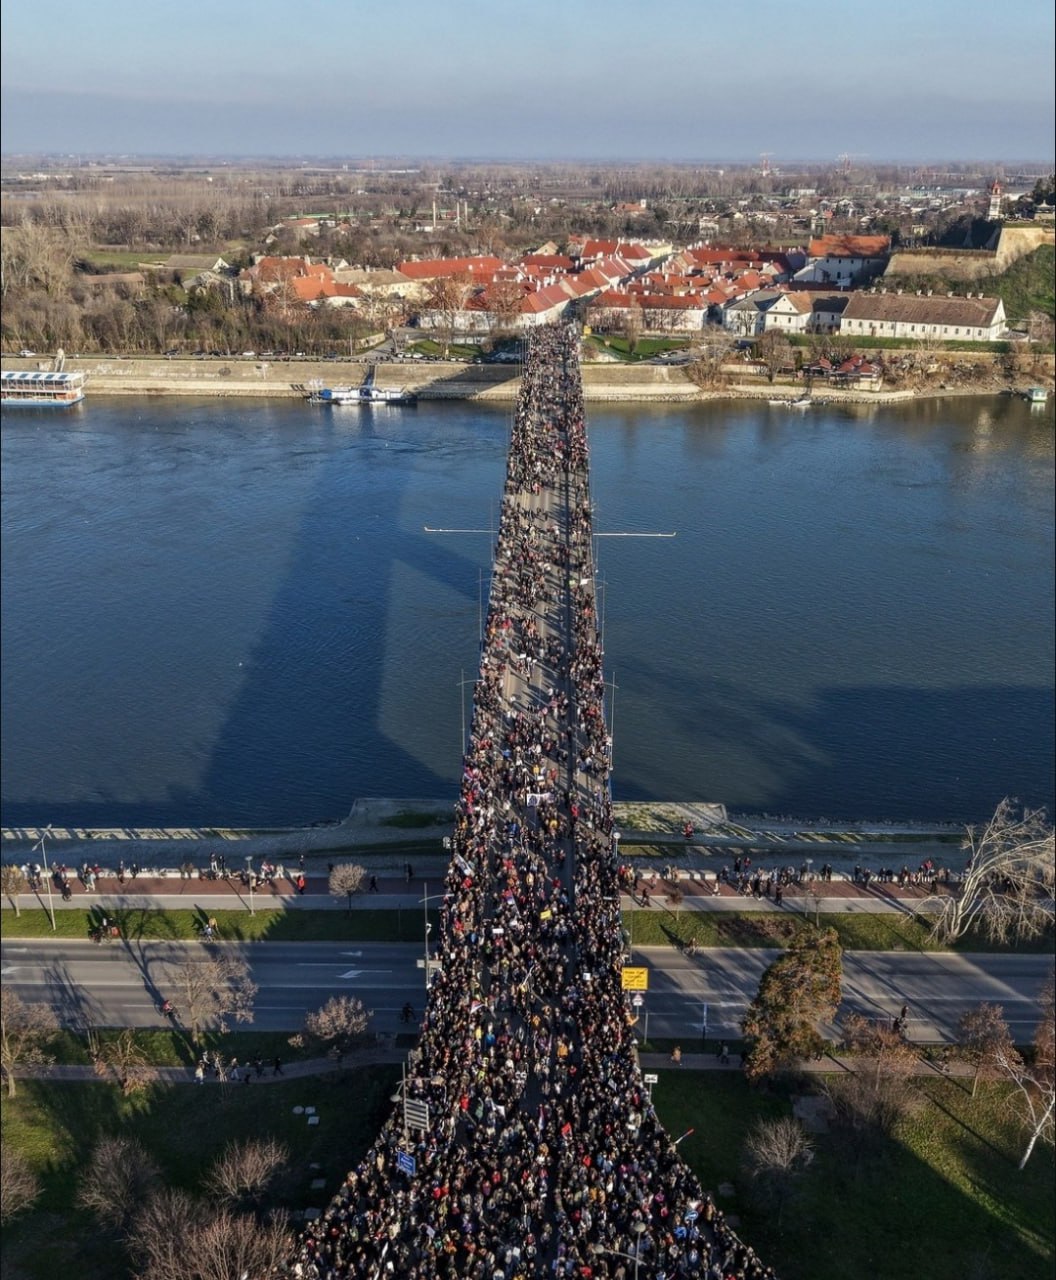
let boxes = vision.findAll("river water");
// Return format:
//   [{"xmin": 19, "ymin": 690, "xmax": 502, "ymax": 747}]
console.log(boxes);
[{"xmin": 1, "ymin": 393, "xmax": 1052, "ymax": 828}]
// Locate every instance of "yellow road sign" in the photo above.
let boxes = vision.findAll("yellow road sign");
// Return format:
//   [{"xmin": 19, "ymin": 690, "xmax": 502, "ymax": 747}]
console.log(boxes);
[{"xmin": 621, "ymin": 967, "xmax": 649, "ymax": 991}]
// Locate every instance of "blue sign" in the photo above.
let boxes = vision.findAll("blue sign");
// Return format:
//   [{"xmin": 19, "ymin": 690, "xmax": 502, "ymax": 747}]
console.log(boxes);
[{"xmin": 397, "ymin": 1151, "xmax": 417, "ymax": 1176}]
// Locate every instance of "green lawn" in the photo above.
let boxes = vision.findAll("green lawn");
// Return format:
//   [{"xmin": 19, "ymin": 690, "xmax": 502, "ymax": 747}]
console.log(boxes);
[
  {"xmin": 5, "ymin": 903, "xmax": 1049, "ymax": 953},
  {"xmin": 584, "ymin": 335, "xmax": 690, "ymax": 361},
  {"xmin": 1, "ymin": 1068, "xmax": 399, "ymax": 1280},
  {"xmin": 4, "ymin": 1070, "xmax": 1049, "ymax": 1280},
  {"xmin": 652, "ymin": 1073, "xmax": 1053, "ymax": 1280}
]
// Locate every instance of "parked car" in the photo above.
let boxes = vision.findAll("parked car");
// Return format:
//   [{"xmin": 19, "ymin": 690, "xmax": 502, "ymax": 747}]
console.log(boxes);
[{"xmin": 19, "ymin": 349, "xmax": 37, "ymax": 357}]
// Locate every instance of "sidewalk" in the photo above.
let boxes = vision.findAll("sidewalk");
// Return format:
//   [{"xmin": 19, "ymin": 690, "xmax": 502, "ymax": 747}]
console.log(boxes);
[
  {"xmin": 2, "ymin": 866, "xmax": 949, "ymax": 914},
  {"xmin": 13, "ymin": 1047, "xmax": 968, "ymax": 1086}
]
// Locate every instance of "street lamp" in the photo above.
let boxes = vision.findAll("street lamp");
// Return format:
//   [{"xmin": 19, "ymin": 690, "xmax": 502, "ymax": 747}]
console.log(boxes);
[
  {"xmin": 245, "ymin": 855, "xmax": 255, "ymax": 916},
  {"xmin": 33, "ymin": 826, "xmax": 57, "ymax": 932},
  {"xmin": 591, "ymin": 1222, "xmax": 648, "ymax": 1280}
]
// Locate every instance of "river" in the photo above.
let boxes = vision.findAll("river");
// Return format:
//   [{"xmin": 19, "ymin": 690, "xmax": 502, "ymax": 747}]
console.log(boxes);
[{"xmin": 1, "ymin": 393, "xmax": 1052, "ymax": 828}]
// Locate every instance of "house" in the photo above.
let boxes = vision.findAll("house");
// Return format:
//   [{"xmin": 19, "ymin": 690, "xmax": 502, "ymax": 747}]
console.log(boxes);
[
  {"xmin": 797, "ymin": 235, "xmax": 890, "ymax": 286},
  {"xmin": 722, "ymin": 290, "xmax": 785, "ymax": 336},
  {"xmin": 155, "ymin": 254, "xmax": 230, "ymax": 274},
  {"xmin": 839, "ymin": 292, "xmax": 1006, "ymax": 342},
  {"xmin": 761, "ymin": 291, "xmax": 850, "ymax": 335}
]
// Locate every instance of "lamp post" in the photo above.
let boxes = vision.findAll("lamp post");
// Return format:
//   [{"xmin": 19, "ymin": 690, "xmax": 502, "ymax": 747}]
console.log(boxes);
[
  {"xmin": 418, "ymin": 884, "xmax": 446, "ymax": 989},
  {"xmin": 245, "ymin": 855, "xmax": 255, "ymax": 916},
  {"xmin": 33, "ymin": 826, "xmax": 57, "ymax": 932},
  {"xmin": 592, "ymin": 1221, "xmax": 648, "ymax": 1280}
]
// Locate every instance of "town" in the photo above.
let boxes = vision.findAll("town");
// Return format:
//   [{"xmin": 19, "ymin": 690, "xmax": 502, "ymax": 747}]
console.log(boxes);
[{"xmin": 2, "ymin": 159, "xmax": 1053, "ymax": 399}]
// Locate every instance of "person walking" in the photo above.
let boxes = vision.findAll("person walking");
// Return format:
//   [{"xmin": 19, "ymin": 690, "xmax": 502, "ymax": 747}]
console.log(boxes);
[
  {"xmin": 719, "ymin": 1042, "xmax": 730, "ymax": 1065},
  {"xmin": 295, "ymin": 872, "xmax": 307, "ymax": 896},
  {"xmin": 272, "ymin": 1057, "xmax": 284, "ymax": 1076},
  {"xmin": 671, "ymin": 1045, "xmax": 682, "ymax": 1066},
  {"xmin": 369, "ymin": 874, "xmax": 379, "ymax": 893}
]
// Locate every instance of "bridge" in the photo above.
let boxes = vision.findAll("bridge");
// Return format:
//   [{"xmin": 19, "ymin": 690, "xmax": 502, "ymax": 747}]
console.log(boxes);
[{"xmin": 290, "ymin": 325, "xmax": 771, "ymax": 1278}]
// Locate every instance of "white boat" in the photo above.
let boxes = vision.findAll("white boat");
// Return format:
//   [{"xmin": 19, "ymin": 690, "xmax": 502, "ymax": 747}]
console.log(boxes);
[
  {"xmin": 1, "ymin": 369, "xmax": 87, "ymax": 407},
  {"xmin": 767, "ymin": 394, "xmax": 811, "ymax": 409},
  {"xmin": 306, "ymin": 369, "xmax": 415, "ymax": 406},
  {"xmin": 1025, "ymin": 387, "xmax": 1049, "ymax": 405}
]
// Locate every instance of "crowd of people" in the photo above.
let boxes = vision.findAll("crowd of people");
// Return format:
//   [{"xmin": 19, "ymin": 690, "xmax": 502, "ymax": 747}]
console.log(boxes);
[{"xmin": 287, "ymin": 324, "xmax": 774, "ymax": 1280}]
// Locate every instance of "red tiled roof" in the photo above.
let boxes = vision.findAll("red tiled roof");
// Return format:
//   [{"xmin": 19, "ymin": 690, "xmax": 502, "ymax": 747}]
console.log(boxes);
[
  {"xmin": 808, "ymin": 234, "xmax": 890, "ymax": 259},
  {"xmin": 395, "ymin": 255, "xmax": 505, "ymax": 281}
]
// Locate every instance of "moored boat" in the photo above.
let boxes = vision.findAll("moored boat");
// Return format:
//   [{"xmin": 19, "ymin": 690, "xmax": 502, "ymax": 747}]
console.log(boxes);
[
  {"xmin": 307, "ymin": 384, "xmax": 416, "ymax": 405},
  {"xmin": 1, "ymin": 369, "xmax": 88, "ymax": 407}
]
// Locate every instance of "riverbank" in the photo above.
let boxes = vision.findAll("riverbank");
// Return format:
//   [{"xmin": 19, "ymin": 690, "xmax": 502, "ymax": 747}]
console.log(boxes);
[{"xmin": 4, "ymin": 353, "xmax": 1049, "ymax": 403}]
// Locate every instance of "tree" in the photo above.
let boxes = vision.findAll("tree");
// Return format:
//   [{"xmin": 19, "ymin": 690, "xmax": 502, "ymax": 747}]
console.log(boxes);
[
  {"xmin": 129, "ymin": 1189, "xmax": 290, "ymax": 1280},
  {"xmin": 0, "ymin": 864, "xmax": 27, "ymax": 916},
  {"xmin": 686, "ymin": 327, "xmax": 735, "ymax": 390},
  {"xmin": 927, "ymin": 799, "xmax": 1055, "ymax": 946},
  {"xmin": 76, "ymin": 1136, "xmax": 162, "ymax": 1230},
  {"xmin": 169, "ymin": 953, "xmax": 257, "ymax": 1046},
  {"xmin": 0, "ymin": 1147, "xmax": 41, "ymax": 1224},
  {"xmin": 741, "ymin": 926, "xmax": 843, "ymax": 1082},
  {"xmin": 840, "ymin": 1012, "xmax": 920, "ymax": 1089},
  {"xmin": 741, "ymin": 1116, "xmax": 814, "ymax": 1226},
  {"xmin": 758, "ymin": 330, "xmax": 794, "ymax": 384},
  {"xmin": 0, "ymin": 991, "xmax": 57, "ymax": 1098},
  {"xmin": 204, "ymin": 1138, "xmax": 288, "ymax": 1214},
  {"xmin": 297, "ymin": 994, "xmax": 372, "ymax": 1059},
  {"xmin": 329, "ymin": 862, "xmax": 366, "ymax": 913},
  {"xmin": 422, "ymin": 272, "xmax": 472, "ymax": 355},
  {"xmin": 955, "ymin": 1002, "xmax": 1014, "ymax": 1098},
  {"xmin": 89, "ymin": 1028, "xmax": 161, "ymax": 1096},
  {"xmin": 990, "ymin": 968, "xmax": 1055, "ymax": 1170}
]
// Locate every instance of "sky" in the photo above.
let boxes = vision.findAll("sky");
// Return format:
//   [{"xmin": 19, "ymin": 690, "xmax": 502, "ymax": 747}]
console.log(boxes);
[{"xmin": 1, "ymin": 0, "xmax": 1054, "ymax": 163}]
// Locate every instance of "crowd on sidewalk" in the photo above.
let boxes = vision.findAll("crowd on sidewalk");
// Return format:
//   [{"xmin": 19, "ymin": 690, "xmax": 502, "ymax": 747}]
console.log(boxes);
[{"xmin": 289, "ymin": 324, "xmax": 774, "ymax": 1280}]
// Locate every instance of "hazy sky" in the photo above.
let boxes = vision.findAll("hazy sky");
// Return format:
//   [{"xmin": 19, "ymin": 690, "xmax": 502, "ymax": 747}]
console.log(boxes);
[{"xmin": 2, "ymin": 0, "xmax": 1053, "ymax": 161}]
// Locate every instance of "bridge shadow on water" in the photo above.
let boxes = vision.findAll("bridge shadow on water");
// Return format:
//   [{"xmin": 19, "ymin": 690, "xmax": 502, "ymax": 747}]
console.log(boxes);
[
  {"xmin": 612, "ymin": 662, "xmax": 1054, "ymax": 824},
  {"xmin": 4, "ymin": 381, "xmax": 521, "ymax": 830}
]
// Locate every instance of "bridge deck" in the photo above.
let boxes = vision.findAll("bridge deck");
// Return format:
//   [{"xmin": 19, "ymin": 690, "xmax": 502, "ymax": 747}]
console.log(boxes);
[{"xmin": 292, "ymin": 325, "xmax": 770, "ymax": 1279}]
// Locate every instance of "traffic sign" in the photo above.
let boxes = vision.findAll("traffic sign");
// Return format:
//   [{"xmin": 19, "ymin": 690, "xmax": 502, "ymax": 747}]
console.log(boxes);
[
  {"xmin": 643, "ymin": 1073, "xmax": 659, "ymax": 1084},
  {"xmin": 621, "ymin": 966, "xmax": 649, "ymax": 991},
  {"xmin": 403, "ymin": 1098, "xmax": 430, "ymax": 1131},
  {"xmin": 632, "ymin": 993, "xmax": 644, "ymax": 1007},
  {"xmin": 397, "ymin": 1151, "xmax": 417, "ymax": 1176}
]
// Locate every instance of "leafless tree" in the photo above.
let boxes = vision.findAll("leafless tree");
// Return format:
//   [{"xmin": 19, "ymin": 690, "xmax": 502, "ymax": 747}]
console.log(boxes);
[
  {"xmin": 76, "ymin": 1135, "xmax": 162, "ymax": 1229},
  {"xmin": 0, "ymin": 991, "xmax": 57, "ymax": 1098},
  {"xmin": 0, "ymin": 864, "xmax": 27, "ymax": 916},
  {"xmin": 169, "ymin": 953, "xmax": 257, "ymax": 1046},
  {"xmin": 422, "ymin": 272, "xmax": 473, "ymax": 355},
  {"xmin": 187, "ymin": 1206, "xmax": 292, "ymax": 1280},
  {"xmin": 927, "ymin": 799, "xmax": 1055, "ymax": 946},
  {"xmin": 127, "ymin": 1188, "xmax": 205, "ymax": 1280},
  {"xmin": 841, "ymin": 1012, "xmax": 920, "ymax": 1088},
  {"xmin": 329, "ymin": 862, "xmax": 366, "ymax": 913},
  {"xmin": 685, "ymin": 327, "xmax": 735, "ymax": 389},
  {"xmin": 741, "ymin": 1116, "xmax": 814, "ymax": 1225},
  {"xmin": 204, "ymin": 1137, "xmax": 288, "ymax": 1213},
  {"xmin": 298, "ymin": 994, "xmax": 372, "ymax": 1058},
  {"xmin": 0, "ymin": 1146, "xmax": 41, "ymax": 1224},
  {"xmin": 955, "ymin": 1003, "xmax": 1014, "ymax": 1098},
  {"xmin": 990, "ymin": 968, "xmax": 1055, "ymax": 1170},
  {"xmin": 88, "ymin": 1028, "xmax": 161, "ymax": 1096},
  {"xmin": 129, "ymin": 1188, "xmax": 290, "ymax": 1280}
]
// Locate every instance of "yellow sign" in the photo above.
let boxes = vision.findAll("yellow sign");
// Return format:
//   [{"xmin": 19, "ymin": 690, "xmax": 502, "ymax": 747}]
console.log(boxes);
[{"xmin": 621, "ymin": 967, "xmax": 649, "ymax": 991}]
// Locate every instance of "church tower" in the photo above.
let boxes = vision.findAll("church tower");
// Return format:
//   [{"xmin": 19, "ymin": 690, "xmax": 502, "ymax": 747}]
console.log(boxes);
[{"xmin": 987, "ymin": 179, "xmax": 1003, "ymax": 221}]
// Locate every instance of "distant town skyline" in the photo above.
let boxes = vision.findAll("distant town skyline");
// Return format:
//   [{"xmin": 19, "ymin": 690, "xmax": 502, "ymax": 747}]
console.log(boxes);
[{"xmin": 1, "ymin": 0, "xmax": 1054, "ymax": 163}]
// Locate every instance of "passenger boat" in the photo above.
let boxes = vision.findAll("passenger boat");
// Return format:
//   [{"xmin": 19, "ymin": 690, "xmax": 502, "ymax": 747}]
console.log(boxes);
[
  {"xmin": 1, "ymin": 369, "xmax": 88, "ymax": 407},
  {"xmin": 767, "ymin": 394, "xmax": 811, "ymax": 409},
  {"xmin": 1025, "ymin": 386, "xmax": 1049, "ymax": 405},
  {"xmin": 307, "ymin": 384, "xmax": 416, "ymax": 405}
]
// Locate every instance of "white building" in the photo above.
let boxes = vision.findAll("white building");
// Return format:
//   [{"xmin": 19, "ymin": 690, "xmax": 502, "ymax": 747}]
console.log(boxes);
[{"xmin": 839, "ymin": 292, "xmax": 1006, "ymax": 342}]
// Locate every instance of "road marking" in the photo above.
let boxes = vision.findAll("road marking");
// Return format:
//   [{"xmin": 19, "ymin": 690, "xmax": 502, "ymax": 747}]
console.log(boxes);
[
  {"xmin": 337, "ymin": 969, "xmax": 392, "ymax": 980},
  {"xmin": 1, "ymin": 966, "xmax": 21, "ymax": 975}
]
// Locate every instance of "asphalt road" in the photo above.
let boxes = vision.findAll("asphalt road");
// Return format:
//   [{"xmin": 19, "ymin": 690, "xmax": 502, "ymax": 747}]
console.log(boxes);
[{"xmin": 2, "ymin": 939, "xmax": 1049, "ymax": 1042}]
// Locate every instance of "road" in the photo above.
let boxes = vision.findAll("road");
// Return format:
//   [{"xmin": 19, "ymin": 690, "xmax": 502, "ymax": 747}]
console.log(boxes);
[{"xmin": 2, "ymin": 939, "xmax": 1048, "ymax": 1041}]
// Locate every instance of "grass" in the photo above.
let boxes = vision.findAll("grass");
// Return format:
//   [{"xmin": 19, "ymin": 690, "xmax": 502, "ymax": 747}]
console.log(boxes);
[
  {"xmin": 2, "ymin": 1067, "xmax": 1051, "ymax": 1280},
  {"xmin": 584, "ymin": 334, "xmax": 690, "ymax": 361},
  {"xmin": 0, "ymin": 905, "xmax": 441, "ymax": 944},
  {"xmin": 6, "ymin": 902, "xmax": 1050, "ymax": 953},
  {"xmin": 0, "ymin": 1067, "xmax": 400, "ymax": 1280},
  {"xmin": 623, "ymin": 907, "xmax": 1056, "ymax": 954}
]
